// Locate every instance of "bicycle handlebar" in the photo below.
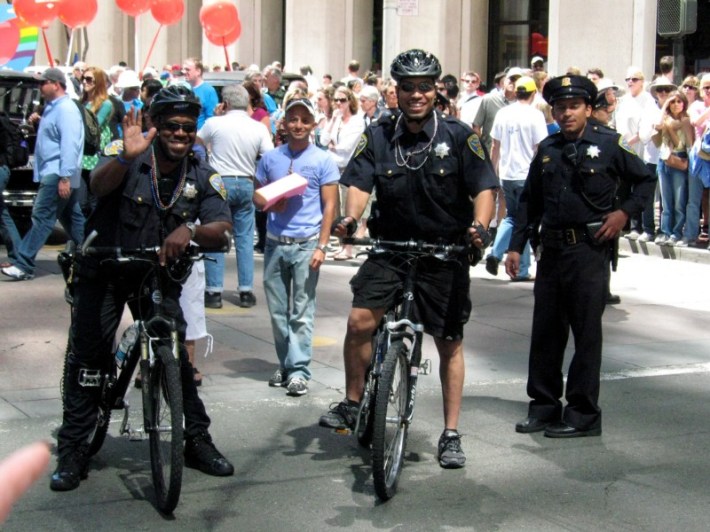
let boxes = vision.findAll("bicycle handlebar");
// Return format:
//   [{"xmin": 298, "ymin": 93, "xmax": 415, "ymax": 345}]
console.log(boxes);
[{"xmin": 80, "ymin": 230, "xmax": 229, "ymax": 259}]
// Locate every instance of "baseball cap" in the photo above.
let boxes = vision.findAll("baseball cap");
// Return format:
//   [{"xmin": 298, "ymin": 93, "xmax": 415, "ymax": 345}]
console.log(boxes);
[
  {"xmin": 37, "ymin": 67, "xmax": 66, "ymax": 85},
  {"xmin": 284, "ymin": 98, "xmax": 316, "ymax": 118},
  {"xmin": 515, "ymin": 76, "xmax": 537, "ymax": 94},
  {"xmin": 115, "ymin": 70, "xmax": 141, "ymax": 89},
  {"xmin": 506, "ymin": 67, "xmax": 525, "ymax": 81},
  {"xmin": 530, "ymin": 56, "xmax": 544, "ymax": 66}
]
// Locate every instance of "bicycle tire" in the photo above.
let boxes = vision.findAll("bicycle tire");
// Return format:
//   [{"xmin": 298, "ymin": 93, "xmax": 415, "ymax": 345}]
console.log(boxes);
[
  {"xmin": 371, "ymin": 340, "xmax": 409, "ymax": 501},
  {"xmin": 356, "ymin": 369, "xmax": 377, "ymax": 448},
  {"xmin": 143, "ymin": 345, "xmax": 184, "ymax": 514}
]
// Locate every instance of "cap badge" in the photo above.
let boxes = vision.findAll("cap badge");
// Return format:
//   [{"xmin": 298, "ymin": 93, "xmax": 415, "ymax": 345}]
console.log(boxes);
[
  {"xmin": 561, "ymin": 77, "xmax": 571, "ymax": 87},
  {"xmin": 586, "ymin": 145, "xmax": 601, "ymax": 159},
  {"xmin": 434, "ymin": 142, "xmax": 450, "ymax": 159}
]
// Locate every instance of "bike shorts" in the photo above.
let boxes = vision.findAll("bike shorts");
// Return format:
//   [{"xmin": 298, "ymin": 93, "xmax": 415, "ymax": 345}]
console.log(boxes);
[{"xmin": 350, "ymin": 253, "xmax": 472, "ymax": 341}]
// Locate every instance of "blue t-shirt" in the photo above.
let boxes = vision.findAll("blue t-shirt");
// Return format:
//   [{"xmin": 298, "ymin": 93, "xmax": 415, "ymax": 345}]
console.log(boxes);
[
  {"xmin": 193, "ymin": 82, "xmax": 219, "ymax": 130},
  {"xmin": 255, "ymin": 143, "xmax": 340, "ymax": 238}
]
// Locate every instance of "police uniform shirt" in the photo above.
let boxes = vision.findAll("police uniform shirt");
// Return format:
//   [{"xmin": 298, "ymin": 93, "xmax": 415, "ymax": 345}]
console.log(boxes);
[
  {"xmin": 341, "ymin": 110, "xmax": 498, "ymax": 242},
  {"xmin": 87, "ymin": 141, "xmax": 231, "ymax": 248},
  {"xmin": 509, "ymin": 121, "xmax": 654, "ymax": 253}
]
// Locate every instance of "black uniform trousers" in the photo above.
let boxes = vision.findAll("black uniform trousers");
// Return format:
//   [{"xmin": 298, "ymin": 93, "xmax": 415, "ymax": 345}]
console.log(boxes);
[
  {"xmin": 57, "ymin": 263, "xmax": 211, "ymax": 458},
  {"xmin": 526, "ymin": 241, "xmax": 608, "ymax": 430}
]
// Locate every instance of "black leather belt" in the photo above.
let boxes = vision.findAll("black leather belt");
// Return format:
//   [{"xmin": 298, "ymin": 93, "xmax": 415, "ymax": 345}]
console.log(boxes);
[{"xmin": 540, "ymin": 227, "xmax": 590, "ymax": 248}]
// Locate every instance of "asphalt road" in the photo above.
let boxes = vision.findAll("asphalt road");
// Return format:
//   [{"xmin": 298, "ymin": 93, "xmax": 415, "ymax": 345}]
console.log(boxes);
[{"xmin": 1, "ymin": 243, "xmax": 709, "ymax": 531}]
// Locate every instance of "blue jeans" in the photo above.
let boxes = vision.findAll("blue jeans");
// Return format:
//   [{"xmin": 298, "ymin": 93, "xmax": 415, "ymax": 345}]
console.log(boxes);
[
  {"xmin": 0, "ymin": 165, "xmax": 21, "ymax": 261},
  {"xmin": 205, "ymin": 177, "xmax": 254, "ymax": 293},
  {"xmin": 658, "ymin": 161, "xmax": 687, "ymax": 239},
  {"xmin": 14, "ymin": 173, "xmax": 84, "ymax": 274},
  {"xmin": 684, "ymin": 169, "xmax": 704, "ymax": 241},
  {"xmin": 490, "ymin": 179, "xmax": 531, "ymax": 277},
  {"xmin": 263, "ymin": 237, "xmax": 319, "ymax": 381}
]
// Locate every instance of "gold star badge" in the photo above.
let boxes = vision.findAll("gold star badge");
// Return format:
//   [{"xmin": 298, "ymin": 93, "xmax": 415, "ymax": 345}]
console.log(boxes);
[
  {"xmin": 587, "ymin": 145, "xmax": 601, "ymax": 159},
  {"xmin": 434, "ymin": 142, "xmax": 450, "ymax": 159}
]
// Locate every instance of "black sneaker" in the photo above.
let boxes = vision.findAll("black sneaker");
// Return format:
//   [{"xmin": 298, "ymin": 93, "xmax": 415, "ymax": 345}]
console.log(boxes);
[
  {"xmin": 268, "ymin": 368, "xmax": 287, "ymax": 387},
  {"xmin": 286, "ymin": 377, "xmax": 308, "ymax": 396},
  {"xmin": 204, "ymin": 291, "xmax": 222, "ymax": 309},
  {"xmin": 437, "ymin": 429, "xmax": 466, "ymax": 469},
  {"xmin": 184, "ymin": 433, "xmax": 234, "ymax": 477},
  {"xmin": 50, "ymin": 448, "xmax": 89, "ymax": 491},
  {"xmin": 485, "ymin": 255, "xmax": 500, "ymax": 276},
  {"xmin": 319, "ymin": 400, "xmax": 359, "ymax": 430},
  {"xmin": 239, "ymin": 291, "xmax": 256, "ymax": 308}
]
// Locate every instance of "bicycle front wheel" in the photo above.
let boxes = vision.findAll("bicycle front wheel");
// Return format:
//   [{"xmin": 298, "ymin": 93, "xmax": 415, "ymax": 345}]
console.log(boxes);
[
  {"xmin": 371, "ymin": 340, "xmax": 409, "ymax": 501},
  {"xmin": 142, "ymin": 346, "xmax": 184, "ymax": 514}
]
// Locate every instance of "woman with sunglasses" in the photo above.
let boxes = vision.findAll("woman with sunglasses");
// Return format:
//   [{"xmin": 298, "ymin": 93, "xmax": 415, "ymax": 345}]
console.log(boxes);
[
  {"xmin": 654, "ymin": 90, "xmax": 694, "ymax": 246},
  {"xmin": 681, "ymin": 76, "xmax": 699, "ymax": 105},
  {"xmin": 319, "ymin": 86, "xmax": 364, "ymax": 259},
  {"xmin": 79, "ymin": 67, "xmax": 113, "ymax": 216},
  {"xmin": 314, "ymin": 86, "xmax": 335, "ymax": 149}
]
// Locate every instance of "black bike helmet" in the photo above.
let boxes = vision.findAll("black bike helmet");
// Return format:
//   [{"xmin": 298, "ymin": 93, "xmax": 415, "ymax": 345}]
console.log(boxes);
[
  {"xmin": 390, "ymin": 49, "xmax": 442, "ymax": 82},
  {"xmin": 149, "ymin": 84, "xmax": 202, "ymax": 119}
]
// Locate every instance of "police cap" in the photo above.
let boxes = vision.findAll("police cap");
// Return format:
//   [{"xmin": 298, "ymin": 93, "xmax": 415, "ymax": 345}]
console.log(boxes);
[{"xmin": 542, "ymin": 75, "xmax": 597, "ymax": 105}]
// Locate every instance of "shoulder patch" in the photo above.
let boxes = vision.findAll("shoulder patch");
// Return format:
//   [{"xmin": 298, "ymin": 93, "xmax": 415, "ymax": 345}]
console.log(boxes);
[
  {"xmin": 354, "ymin": 134, "xmax": 367, "ymax": 158},
  {"xmin": 209, "ymin": 174, "xmax": 227, "ymax": 200},
  {"xmin": 467, "ymin": 134, "xmax": 486, "ymax": 160},
  {"xmin": 103, "ymin": 139, "xmax": 124, "ymax": 157},
  {"xmin": 618, "ymin": 135, "xmax": 635, "ymax": 154}
]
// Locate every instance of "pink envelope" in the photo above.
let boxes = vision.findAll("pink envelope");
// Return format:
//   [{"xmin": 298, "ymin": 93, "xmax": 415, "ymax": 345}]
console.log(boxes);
[{"xmin": 255, "ymin": 173, "xmax": 309, "ymax": 210}]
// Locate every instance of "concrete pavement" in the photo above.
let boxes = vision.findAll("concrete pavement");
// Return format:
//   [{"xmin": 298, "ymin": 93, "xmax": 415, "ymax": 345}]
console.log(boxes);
[{"xmin": 1, "ymin": 242, "xmax": 709, "ymax": 531}]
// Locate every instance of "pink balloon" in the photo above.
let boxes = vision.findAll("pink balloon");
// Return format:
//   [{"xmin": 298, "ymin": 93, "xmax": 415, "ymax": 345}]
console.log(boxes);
[
  {"xmin": 0, "ymin": 19, "xmax": 21, "ymax": 65},
  {"xmin": 199, "ymin": 1, "xmax": 238, "ymax": 38},
  {"xmin": 115, "ymin": 0, "xmax": 151, "ymax": 18},
  {"xmin": 13, "ymin": 0, "xmax": 60, "ymax": 29},
  {"xmin": 150, "ymin": 0, "xmax": 185, "ymax": 26},
  {"xmin": 205, "ymin": 17, "xmax": 241, "ymax": 47},
  {"xmin": 59, "ymin": 0, "xmax": 99, "ymax": 29}
]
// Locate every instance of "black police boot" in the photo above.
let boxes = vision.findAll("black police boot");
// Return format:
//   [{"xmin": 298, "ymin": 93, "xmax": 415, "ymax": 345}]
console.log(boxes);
[
  {"xmin": 184, "ymin": 432, "xmax": 234, "ymax": 476},
  {"xmin": 50, "ymin": 447, "xmax": 89, "ymax": 491}
]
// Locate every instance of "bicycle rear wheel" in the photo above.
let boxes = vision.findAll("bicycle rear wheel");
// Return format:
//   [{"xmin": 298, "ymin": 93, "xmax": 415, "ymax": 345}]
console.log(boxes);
[
  {"xmin": 142, "ymin": 346, "xmax": 184, "ymax": 514},
  {"xmin": 371, "ymin": 340, "xmax": 409, "ymax": 501}
]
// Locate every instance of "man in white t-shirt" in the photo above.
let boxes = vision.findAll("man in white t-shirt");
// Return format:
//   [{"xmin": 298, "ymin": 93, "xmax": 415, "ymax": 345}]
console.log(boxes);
[
  {"xmin": 457, "ymin": 71, "xmax": 483, "ymax": 127},
  {"xmin": 485, "ymin": 76, "xmax": 548, "ymax": 281}
]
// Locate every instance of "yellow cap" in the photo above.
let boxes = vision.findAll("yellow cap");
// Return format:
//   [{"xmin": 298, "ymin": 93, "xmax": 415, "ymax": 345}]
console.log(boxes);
[{"xmin": 515, "ymin": 76, "xmax": 537, "ymax": 93}]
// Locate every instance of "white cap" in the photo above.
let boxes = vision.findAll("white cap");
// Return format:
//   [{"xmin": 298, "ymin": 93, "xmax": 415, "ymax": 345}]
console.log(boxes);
[
  {"xmin": 531, "ymin": 56, "xmax": 544, "ymax": 65},
  {"xmin": 115, "ymin": 70, "xmax": 141, "ymax": 89}
]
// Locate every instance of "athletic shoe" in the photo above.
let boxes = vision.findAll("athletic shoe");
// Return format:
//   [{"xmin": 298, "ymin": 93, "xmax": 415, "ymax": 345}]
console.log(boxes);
[
  {"xmin": 204, "ymin": 291, "xmax": 222, "ymax": 309},
  {"xmin": 239, "ymin": 291, "xmax": 257, "ymax": 308},
  {"xmin": 268, "ymin": 368, "xmax": 287, "ymax": 387},
  {"xmin": 654, "ymin": 234, "xmax": 668, "ymax": 245},
  {"xmin": 625, "ymin": 230, "xmax": 640, "ymax": 240},
  {"xmin": 485, "ymin": 255, "xmax": 500, "ymax": 276},
  {"xmin": 319, "ymin": 400, "xmax": 359, "ymax": 430},
  {"xmin": 437, "ymin": 429, "xmax": 466, "ymax": 469},
  {"xmin": 637, "ymin": 232, "xmax": 653, "ymax": 243},
  {"xmin": 286, "ymin": 376, "xmax": 308, "ymax": 396},
  {"xmin": 1, "ymin": 265, "xmax": 34, "ymax": 281},
  {"xmin": 667, "ymin": 235, "xmax": 679, "ymax": 246}
]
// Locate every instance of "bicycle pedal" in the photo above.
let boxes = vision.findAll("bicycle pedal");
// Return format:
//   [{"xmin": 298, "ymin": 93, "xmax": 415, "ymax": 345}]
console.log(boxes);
[
  {"xmin": 334, "ymin": 428, "xmax": 352, "ymax": 436},
  {"xmin": 127, "ymin": 426, "xmax": 146, "ymax": 441},
  {"xmin": 419, "ymin": 359, "xmax": 432, "ymax": 375}
]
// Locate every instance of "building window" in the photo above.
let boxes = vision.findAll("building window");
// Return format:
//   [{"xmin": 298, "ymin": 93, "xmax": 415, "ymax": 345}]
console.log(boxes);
[{"xmin": 487, "ymin": 0, "xmax": 549, "ymax": 85}]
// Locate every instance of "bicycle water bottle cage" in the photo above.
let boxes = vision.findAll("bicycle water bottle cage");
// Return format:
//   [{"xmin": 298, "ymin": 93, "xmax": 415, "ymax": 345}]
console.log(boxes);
[{"xmin": 78, "ymin": 369, "xmax": 102, "ymax": 387}]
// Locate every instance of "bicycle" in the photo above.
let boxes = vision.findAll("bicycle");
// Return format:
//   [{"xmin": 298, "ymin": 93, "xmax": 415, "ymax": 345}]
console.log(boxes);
[
  {"xmin": 340, "ymin": 236, "xmax": 468, "ymax": 501},
  {"xmin": 59, "ymin": 230, "xmax": 214, "ymax": 514}
]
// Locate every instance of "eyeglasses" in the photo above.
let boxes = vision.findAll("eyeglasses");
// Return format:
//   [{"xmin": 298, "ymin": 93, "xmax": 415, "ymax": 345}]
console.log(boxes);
[
  {"xmin": 333, "ymin": 98, "xmax": 348, "ymax": 103},
  {"xmin": 625, "ymin": 77, "xmax": 641, "ymax": 83},
  {"xmin": 81, "ymin": 76, "xmax": 95, "ymax": 83},
  {"xmin": 461, "ymin": 78, "xmax": 478, "ymax": 84},
  {"xmin": 683, "ymin": 85, "xmax": 698, "ymax": 90},
  {"xmin": 161, "ymin": 121, "xmax": 197, "ymax": 133},
  {"xmin": 398, "ymin": 80, "xmax": 435, "ymax": 93}
]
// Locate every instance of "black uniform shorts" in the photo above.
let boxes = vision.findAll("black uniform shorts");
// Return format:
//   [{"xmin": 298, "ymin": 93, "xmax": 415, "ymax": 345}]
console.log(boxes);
[{"xmin": 350, "ymin": 253, "xmax": 472, "ymax": 341}]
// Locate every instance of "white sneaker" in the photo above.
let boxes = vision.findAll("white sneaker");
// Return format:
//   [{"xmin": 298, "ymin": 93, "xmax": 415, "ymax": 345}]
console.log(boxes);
[
  {"xmin": 1, "ymin": 265, "xmax": 34, "ymax": 281},
  {"xmin": 674, "ymin": 238, "xmax": 695, "ymax": 248},
  {"xmin": 667, "ymin": 236, "xmax": 679, "ymax": 246},
  {"xmin": 654, "ymin": 234, "xmax": 668, "ymax": 245},
  {"xmin": 637, "ymin": 232, "xmax": 652, "ymax": 243},
  {"xmin": 625, "ymin": 230, "xmax": 640, "ymax": 241},
  {"xmin": 286, "ymin": 377, "xmax": 308, "ymax": 396}
]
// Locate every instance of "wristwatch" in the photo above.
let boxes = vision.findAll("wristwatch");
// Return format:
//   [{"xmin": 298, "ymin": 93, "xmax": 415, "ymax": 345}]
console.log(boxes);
[
  {"xmin": 316, "ymin": 243, "xmax": 328, "ymax": 253},
  {"xmin": 185, "ymin": 222, "xmax": 197, "ymax": 240}
]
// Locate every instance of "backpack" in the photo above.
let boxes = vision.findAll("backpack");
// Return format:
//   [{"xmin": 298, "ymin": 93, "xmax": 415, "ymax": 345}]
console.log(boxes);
[
  {"xmin": 0, "ymin": 112, "xmax": 30, "ymax": 169},
  {"xmin": 107, "ymin": 95, "xmax": 126, "ymax": 141},
  {"xmin": 73, "ymin": 100, "xmax": 101, "ymax": 156}
]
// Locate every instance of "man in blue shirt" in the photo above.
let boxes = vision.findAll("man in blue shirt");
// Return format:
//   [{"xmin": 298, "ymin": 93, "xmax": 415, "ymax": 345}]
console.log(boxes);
[
  {"xmin": 2, "ymin": 68, "xmax": 84, "ymax": 281},
  {"xmin": 183, "ymin": 58, "xmax": 218, "ymax": 130},
  {"xmin": 255, "ymin": 98, "xmax": 339, "ymax": 396}
]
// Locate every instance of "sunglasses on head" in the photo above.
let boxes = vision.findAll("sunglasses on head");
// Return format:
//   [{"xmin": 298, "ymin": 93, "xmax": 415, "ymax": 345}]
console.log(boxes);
[
  {"xmin": 161, "ymin": 121, "xmax": 197, "ymax": 133},
  {"xmin": 399, "ymin": 80, "xmax": 435, "ymax": 93},
  {"xmin": 82, "ymin": 76, "xmax": 94, "ymax": 83},
  {"xmin": 333, "ymin": 97, "xmax": 348, "ymax": 103},
  {"xmin": 625, "ymin": 77, "xmax": 641, "ymax": 83}
]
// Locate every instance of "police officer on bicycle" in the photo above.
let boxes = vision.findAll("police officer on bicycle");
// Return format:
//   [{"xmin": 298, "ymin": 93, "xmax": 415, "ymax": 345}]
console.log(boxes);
[
  {"xmin": 51, "ymin": 85, "xmax": 234, "ymax": 491},
  {"xmin": 318, "ymin": 49, "xmax": 498, "ymax": 469}
]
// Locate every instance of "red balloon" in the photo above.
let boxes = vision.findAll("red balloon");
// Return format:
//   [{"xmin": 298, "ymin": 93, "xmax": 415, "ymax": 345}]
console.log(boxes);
[
  {"xmin": 150, "ymin": 0, "xmax": 184, "ymax": 26},
  {"xmin": 205, "ymin": 17, "xmax": 241, "ymax": 46},
  {"xmin": 59, "ymin": 0, "xmax": 98, "ymax": 29},
  {"xmin": 199, "ymin": 1, "xmax": 238, "ymax": 38},
  {"xmin": 0, "ymin": 19, "xmax": 21, "ymax": 65},
  {"xmin": 115, "ymin": 0, "xmax": 151, "ymax": 18},
  {"xmin": 13, "ymin": 0, "xmax": 60, "ymax": 29}
]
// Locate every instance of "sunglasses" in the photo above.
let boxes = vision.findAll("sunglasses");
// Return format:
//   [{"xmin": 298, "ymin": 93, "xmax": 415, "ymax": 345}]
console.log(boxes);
[
  {"xmin": 82, "ymin": 76, "xmax": 95, "ymax": 83},
  {"xmin": 683, "ymin": 85, "xmax": 698, "ymax": 90},
  {"xmin": 655, "ymin": 87, "xmax": 672, "ymax": 93},
  {"xmin": 625, "ymin": 77, "xmax": 641, "ymax": 83},
  {"xmin": 39, "ymin": 79, "xmax": 56, "ymax": 85},
  {"xmin": 399, "ymin": 80, "xmax": 435, "ymax": 93},
  {"xmin": 461, "ymin": 78, "xmax": 478, "ymax": 84},
  {"xmin": 333, "ymin": 98, "xmax": 348, "ymax": 103},
  {"xmin": 702, "ymin": 86, "xmax": 710, "ymax": 92},
  {"xmin": 161, "ymin": 121, "xmax": 197, "ymax": 133},
  {"xmin": 669, "ymin": 100, "xmax": 683, "ymax": 104}
]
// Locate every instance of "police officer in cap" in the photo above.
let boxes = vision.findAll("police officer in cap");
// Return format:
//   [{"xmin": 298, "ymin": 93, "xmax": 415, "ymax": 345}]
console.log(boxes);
[
  {"xmin": 505, "ymin": 75, "xmax": 654, "ymax": 438},
  {"xmin": 51, "ymin": 85, "xmax": 234, "ymax": 491},
  {"xmin": 319, "ymin": 49, "xmax": 498, "ymax": 468}
]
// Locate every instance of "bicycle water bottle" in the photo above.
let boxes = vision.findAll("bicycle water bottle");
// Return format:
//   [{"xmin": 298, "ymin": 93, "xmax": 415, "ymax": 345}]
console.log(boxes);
[{"xmin": 115, "ymin": 324, "xmax": 139, "ymax": 369}]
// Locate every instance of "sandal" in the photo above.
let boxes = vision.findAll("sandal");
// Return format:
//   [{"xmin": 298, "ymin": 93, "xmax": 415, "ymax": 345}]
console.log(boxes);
[{"xmin": 332, "ymin": 251, "xmax": 352, "ymax": 261}]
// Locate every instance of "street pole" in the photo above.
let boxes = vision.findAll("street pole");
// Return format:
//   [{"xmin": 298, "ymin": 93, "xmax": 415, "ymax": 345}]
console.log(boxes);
[{"xmin": 382, "ymin": 0, "xmax": 399, "ymax": 78}]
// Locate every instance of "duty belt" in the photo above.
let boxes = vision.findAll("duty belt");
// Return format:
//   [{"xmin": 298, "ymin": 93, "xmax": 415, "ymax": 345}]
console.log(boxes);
[
  {"xmin": 540, "ymin": 227, "xmax": 591, "ymax": 248},
  {"xmin": 267, "ymin": 232, "xmax": 318, "ymax": 244}
]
